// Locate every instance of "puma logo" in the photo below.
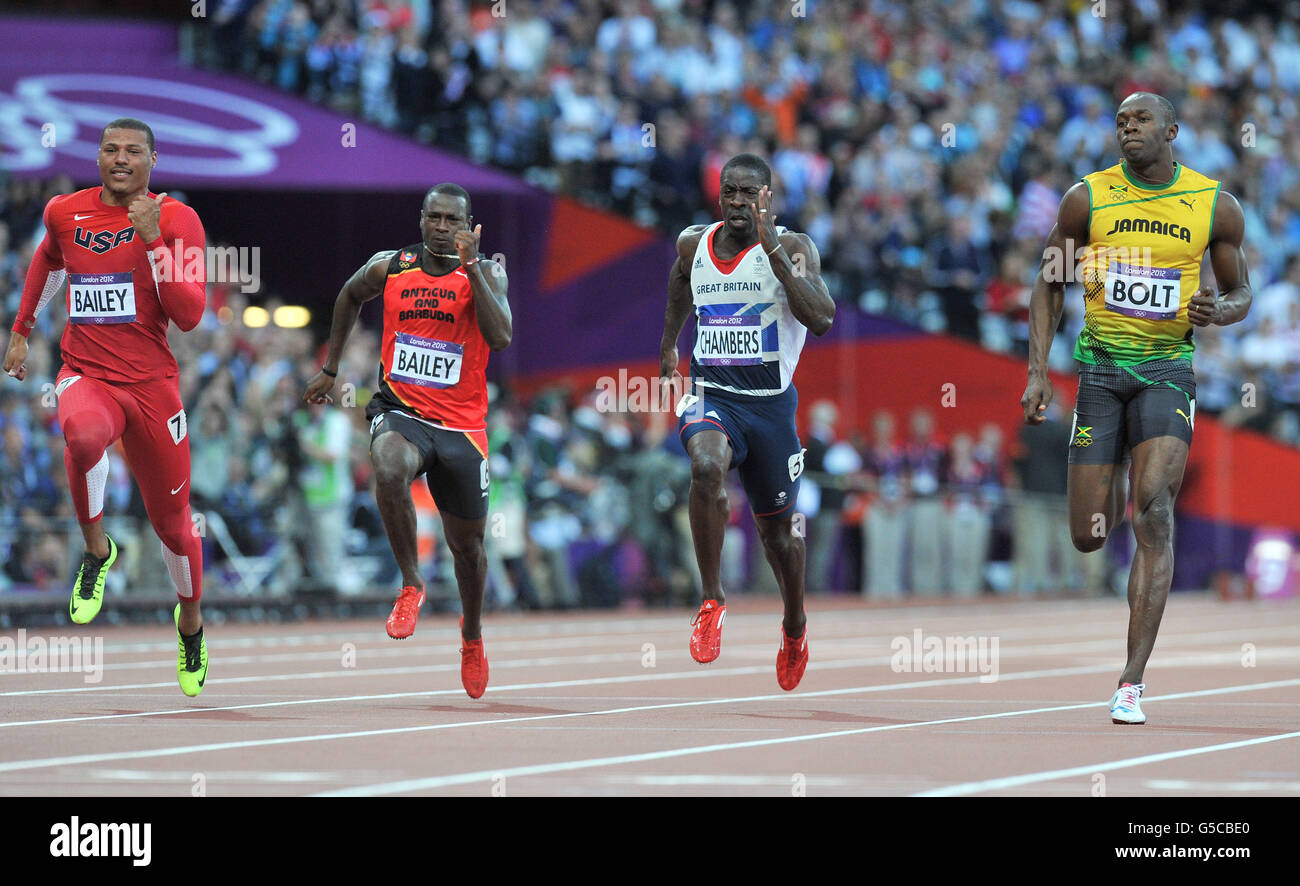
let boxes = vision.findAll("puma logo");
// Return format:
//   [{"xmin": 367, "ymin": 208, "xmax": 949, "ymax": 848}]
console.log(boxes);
[
  {"xmin": 1179, "ymin": 198, "xmax": 1196, "ymax": 212},
  {"xmin": 1176, "ymin": 408, "xmax": 1192, "ymax": 427}
]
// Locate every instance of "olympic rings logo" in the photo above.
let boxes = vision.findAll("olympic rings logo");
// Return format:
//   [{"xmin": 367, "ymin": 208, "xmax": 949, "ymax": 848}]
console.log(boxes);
[{"xmin": 0, "ymin": 73, "xmax": 299, "ymax": 177}]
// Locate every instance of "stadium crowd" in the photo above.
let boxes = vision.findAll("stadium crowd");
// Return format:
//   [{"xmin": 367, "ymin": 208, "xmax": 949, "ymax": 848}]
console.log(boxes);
[{"xmin": 202, "ymin": 0, "xmax": 1300, "ymax": 444}]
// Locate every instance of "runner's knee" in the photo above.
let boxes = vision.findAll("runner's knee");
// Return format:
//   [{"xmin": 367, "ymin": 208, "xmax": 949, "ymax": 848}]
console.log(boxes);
[
  {"xmin": 690, "ymin": 452, "xmax": 727, "ymax": 492},
  {"xmin": 154, "ymin": 505, "xmax": 196, "ymax": 554},
  {"xmin": 1071, "ymin": 527, "xmax": 1106, "ymax": 553},
  {"xmin": 372, "ymin": 449, "xmax": 415, "ymax": 493},
  {"xmin": 1132, "ymin": 493, "xmax": 1173, "ymax": 547},
  {"xmin": 61, "ymin": 411, "xmax": 113, "ymax": 466},
  {"xmin": 446, "ymin": 531, "xmax": 485, "ymax": 565},
  {"xmin": 758, "ymin": 520, "xmax": 798, "ymax": 557}
]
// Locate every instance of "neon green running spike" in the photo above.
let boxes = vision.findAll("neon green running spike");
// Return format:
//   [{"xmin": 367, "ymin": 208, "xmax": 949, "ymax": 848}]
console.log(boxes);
[
  {"xmin": 174, "ymin": 604, "xmax": 208, "ymax": 697},
  {"xmin": 69, "ymin": 536, "xmax": 118, "ymax": 625}
]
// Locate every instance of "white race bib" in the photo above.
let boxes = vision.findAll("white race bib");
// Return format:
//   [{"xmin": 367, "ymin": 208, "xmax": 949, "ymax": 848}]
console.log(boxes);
[
  {"xmin": 391, "ymin": 332, "xmax": 462, "ymax": 388},
  {"xmin": 69, "ymin": 272, "xmax": 135, "ymax": 325},
  {"xmin": 697, "ymin": 314, "xmax": 763, "ymax": 366},
  {"xmin": 1104, "ymin": 262, "xmax": 1181, "ymax": 321}
]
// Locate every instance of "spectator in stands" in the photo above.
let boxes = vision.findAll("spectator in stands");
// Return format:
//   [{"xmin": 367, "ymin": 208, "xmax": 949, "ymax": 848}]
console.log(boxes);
[
  {"xmin": 804, "ymin": 400, "xmax": 853, "ymax": 594},
  {"xmin": 862, "ymin": 410, "xmax": 906, "ymax": 599},
  {"xmin": 944, "ymin": 431, "xmax": 990, "ymax": 596},
  {"xmin": 295, "ymin": 399, "xmax": 354, "ymax": 592},
  {"xmin": 903, "ymin": 408, "xmax": 946, "ymax": 595},
  {"xmin": 929, "ymin": 214, "xmax": 993, "ymax": 342}
]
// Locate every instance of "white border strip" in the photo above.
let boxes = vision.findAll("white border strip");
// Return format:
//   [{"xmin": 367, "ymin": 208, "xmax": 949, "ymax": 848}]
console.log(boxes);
[{"xmin": 915, "ymin": 730, "xmax": 1300, "ymax": 797}]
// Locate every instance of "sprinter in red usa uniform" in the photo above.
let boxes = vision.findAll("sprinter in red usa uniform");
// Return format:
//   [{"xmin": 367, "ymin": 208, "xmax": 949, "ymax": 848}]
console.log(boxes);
[
  {"xmin": 304, "ymin": 183, "xmax": 512, "ymax": 698},
  {"xmin": 3, "ymin": 117, "xmax": 209, "ymax": 696}
]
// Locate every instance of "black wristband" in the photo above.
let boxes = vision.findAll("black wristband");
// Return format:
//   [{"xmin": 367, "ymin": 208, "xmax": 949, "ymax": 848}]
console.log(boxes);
[{"xmin": 321, "ymin": 366, "xmax": 337, "ymax": 378}]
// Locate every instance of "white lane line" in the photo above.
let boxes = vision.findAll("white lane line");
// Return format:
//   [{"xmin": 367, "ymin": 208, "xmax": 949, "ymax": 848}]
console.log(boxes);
[
  {"xmin": 9, "ymin": 594, "xmax": 1249, "ymax": 657},
  {"xmin": 4, "ymin": 663, "xmax": 1296, "ymax": 785},
  {"xmin": 88, "ymin": 769, "xmax": 349, "ymax": 784},
  {"xmin": 0, "ymin": 659, "xmax": 1120, "ymax": 731},
  {"xmin": 1144, "ymin": 779, "xmax": 1300, "ymax": 792},
  {"xmin": 40, "ymin": 616, "xmax": 722, "ymax": 657},
  {"xmin": 0, "ymin": 640, "xmax": 1274, "ymax": 724},
  {"xmin": 316, "ymin": 677, "xmax": 1300, "ymax": 796},
  {"xmin": 915, "ymin": 731, "xmax": 1300, "ymax": 797},
  {"xmin": 7, "ymin": 615, "xmax": 1290, "ymax": 697},
  {"xmin": 0, "ymin": 662, "xmax": 1191, "ymax": 773},
  {"xmin": 70, "ymin": 620, "xmax": 1300, "ymax": 673},
  {"xmin": 611, "ymin": 775, "xmax": 854, "ymax": 787}
]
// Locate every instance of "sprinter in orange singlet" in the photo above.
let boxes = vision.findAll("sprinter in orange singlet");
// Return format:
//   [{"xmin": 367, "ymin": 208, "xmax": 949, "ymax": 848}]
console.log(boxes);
[{"xmin": 304, "ymin": 183, "xmax": 512, "ymax": 698}]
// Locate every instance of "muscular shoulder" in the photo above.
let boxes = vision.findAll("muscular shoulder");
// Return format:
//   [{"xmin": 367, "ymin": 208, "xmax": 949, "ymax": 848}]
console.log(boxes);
[
  {"xmin": 1056, "ymin": 182, "xmax": 1092, "ymax": 240},
  {"xmin": 778, "ymin": 230, "xmax": 816, "ymax": 253},
  {"xmin": 364, "ymin": 249, "xmax": 400, "ymax": 280},
  {"xmin": 1211, "ymin": 189, "xmax": 1245, "ymax": 242},
  {"xmin": 676, "ymin": 224, "xmax": 711, "ymax": 260}
]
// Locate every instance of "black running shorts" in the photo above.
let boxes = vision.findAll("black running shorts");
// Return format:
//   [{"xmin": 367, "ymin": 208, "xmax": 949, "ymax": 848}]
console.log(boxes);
[
  {"xmin": 1069, "ymin": 358, "xmax": 1196, "ymax": 465},
  {"xmin": 367, "ymin": 408, "xmax": 490, "ymax": 520}
]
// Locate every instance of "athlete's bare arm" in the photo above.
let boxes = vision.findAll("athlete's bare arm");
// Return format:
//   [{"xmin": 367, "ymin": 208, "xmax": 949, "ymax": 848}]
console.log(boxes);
[
  {"xmin": 304, "ymin": 250, "xmax": 394, "ymax": 403},
  {"xmin": 752, "ymin": 187, "xmax": 834, "ymax": 336},
  {"xmin": 660, "ymin": 225, "xmax": 709, "ymax": 385},
  {"xmin": 5, "ymin": 200, "xmax": 69, "ymax": 381},
  {"xmin": 1022, "ymin": 182, "xmax": 1091, "ymax": 425},
  {"xmin": 458, "ymin": 224, "xmax": 512, "ymax": 351},
  {"xmin": 1188, "ymin": 191, "xmax": 1251, "ymax": 327},
  {"xmin": 4, "ymin": 329, "xmax": 30, "ymax": 381}
]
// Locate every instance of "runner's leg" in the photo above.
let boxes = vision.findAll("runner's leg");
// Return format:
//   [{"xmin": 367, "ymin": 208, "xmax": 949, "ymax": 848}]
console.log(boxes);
[
  {"xmin": 370, "ymin": 426, "xmax": 425, "ymax": 593},
  {"xmin": 56, "ymin": 371, "xmax": 127, "ymax": 559},
  {"xmin": 120, "ymin": 380, "xmax": 203, "ymax": 634}
]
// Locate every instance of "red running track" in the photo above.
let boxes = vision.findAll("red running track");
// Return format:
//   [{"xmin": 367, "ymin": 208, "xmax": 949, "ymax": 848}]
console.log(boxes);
[{"xmin": 1, "ymin": 593, "xmax": 1297, "ymax": 796}]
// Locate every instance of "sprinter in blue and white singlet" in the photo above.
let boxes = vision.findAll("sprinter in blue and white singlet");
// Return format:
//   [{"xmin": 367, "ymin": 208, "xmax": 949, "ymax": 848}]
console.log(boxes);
[{"xmin": 659, "ymin": 153, "xmax": 836, "ymax": 690}]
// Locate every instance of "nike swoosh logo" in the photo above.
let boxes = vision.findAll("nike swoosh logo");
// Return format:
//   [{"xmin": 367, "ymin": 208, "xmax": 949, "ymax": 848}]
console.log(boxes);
[
  {"xmin": 170, "ymin": 481, "xmax": 187, "ymax": 495},
  {"xmin": 74, "ymin": 213, "xmax": 93, "ymax": 220}
]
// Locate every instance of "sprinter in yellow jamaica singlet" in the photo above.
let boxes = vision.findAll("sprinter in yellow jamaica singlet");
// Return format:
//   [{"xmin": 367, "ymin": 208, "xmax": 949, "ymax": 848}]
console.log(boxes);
[{"xmin": 1020, "ymin": 93, "xmax": 1253, "ymax": 725}]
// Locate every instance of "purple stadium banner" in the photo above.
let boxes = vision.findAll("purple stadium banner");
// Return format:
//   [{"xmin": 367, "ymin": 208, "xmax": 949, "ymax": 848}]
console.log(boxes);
[{"xmin": 0, "ymin": 16, "xmax": 529, "ymax": 193}]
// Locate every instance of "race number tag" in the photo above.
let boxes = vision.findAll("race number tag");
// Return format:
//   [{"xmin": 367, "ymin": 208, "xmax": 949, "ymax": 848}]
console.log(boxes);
[
  {"xmin": 391, "ymin": 332, "xmax": 462, "ymax": 388},
  {"xmin": 696, "ymin": 315, "xmax": 763, "ymax": 366},
  {"xmin": 1104, "ymin": 263, "xmax": 1181, "ymax": 321},
  {"xmin": 68, "ymin": 272, "xmax": 135, "ymax": 325}
]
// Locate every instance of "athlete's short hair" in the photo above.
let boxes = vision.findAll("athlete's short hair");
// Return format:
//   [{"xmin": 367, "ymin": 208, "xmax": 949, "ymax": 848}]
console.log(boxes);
[
  {"xmin": 1123, "ymin": 93, "xmax": 1176, "ymax": 129},
  {"xmin": 1154, "ymin": 94, "xmax": 1177, "ymax": 128},
  {"xmin": 424, "ymin": 182, "xmax": 472, "ymax": 217},
  {"xmin": 100, "ymin": 117, "xmax": 155, "ymax": 153},
  {"xmin": 720, "ymin": 153, "xmax": 772, "ymax": 188}
]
